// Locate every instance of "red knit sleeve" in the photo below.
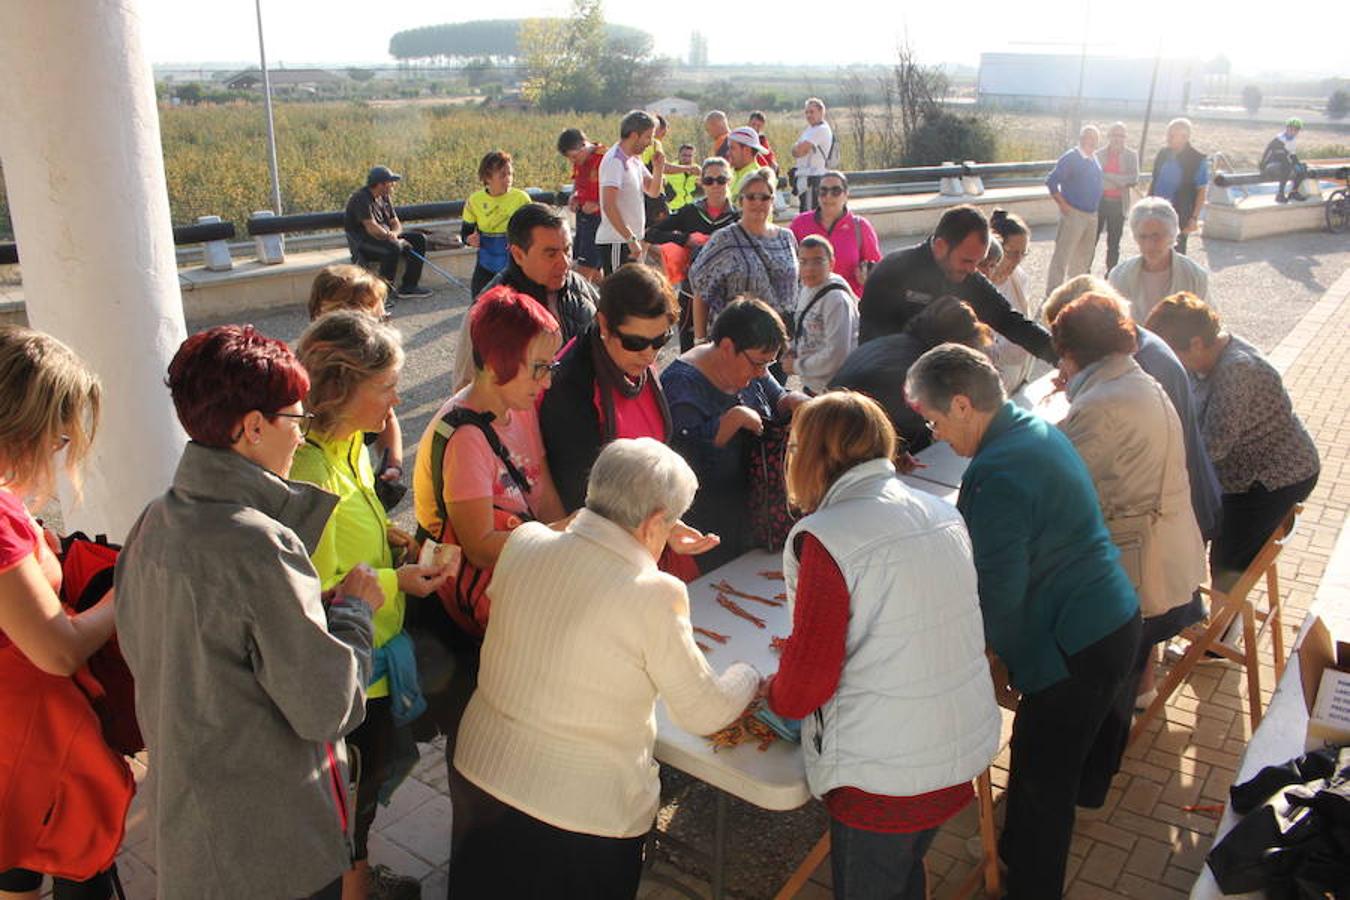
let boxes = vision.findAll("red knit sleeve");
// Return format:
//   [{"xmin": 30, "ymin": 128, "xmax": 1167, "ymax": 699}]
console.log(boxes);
[{"xmin": 766, "ymin": 533, "xmax": 850, "ymax": 720}]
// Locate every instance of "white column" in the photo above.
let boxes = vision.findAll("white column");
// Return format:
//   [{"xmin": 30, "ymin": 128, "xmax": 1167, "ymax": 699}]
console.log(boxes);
[{"xmin": 0, "ymin": 0, "xmax": 187, "ymax": 539}]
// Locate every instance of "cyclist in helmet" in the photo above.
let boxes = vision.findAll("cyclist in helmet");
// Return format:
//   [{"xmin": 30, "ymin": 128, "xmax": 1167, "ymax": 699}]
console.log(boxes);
[{"xmin": 1260, "ymin": 118, "xmax": 1308, "ymax": 203}]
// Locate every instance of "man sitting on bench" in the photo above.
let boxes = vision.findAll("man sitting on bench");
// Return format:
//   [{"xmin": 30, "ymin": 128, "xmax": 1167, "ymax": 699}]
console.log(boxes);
[
  {"xmin": 344, "ymin": 165, "xmax": 433, "ymax": 299},
  {"xmin": 1260, "ymin": 118, "xmax": 1309, "ymax": 204}
]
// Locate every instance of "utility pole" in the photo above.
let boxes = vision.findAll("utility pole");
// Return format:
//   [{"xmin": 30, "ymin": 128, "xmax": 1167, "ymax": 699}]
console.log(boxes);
[
  {"xmin": 255, "ymin": 0, "xmax": 283, "ymax": 213},
  {"xmin": 1138, "ymin": 43, "xmax": 1163, "ymax": 164}
]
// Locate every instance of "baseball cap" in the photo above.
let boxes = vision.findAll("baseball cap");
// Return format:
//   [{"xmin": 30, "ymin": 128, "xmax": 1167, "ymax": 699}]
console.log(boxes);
[
  {"xmin": 367, "ymin": 165, "xmax": 403, "ymax": 187},
  {"xmin": 727, "ymin": 126, "xmax": 768, "ymax": 154}
]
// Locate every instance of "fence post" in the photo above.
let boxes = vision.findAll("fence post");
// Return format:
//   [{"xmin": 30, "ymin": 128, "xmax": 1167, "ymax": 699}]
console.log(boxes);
[
  {"xmin": 939, "ymin": 162, "xmax": 965, "ymax": 197},
  {"xmin": 250, "ymin": 210, "xmax": 286, "ymax": 264},
  {"xmin": 198, "ymin": 215, "xmax": 234, "ymax": 270}
]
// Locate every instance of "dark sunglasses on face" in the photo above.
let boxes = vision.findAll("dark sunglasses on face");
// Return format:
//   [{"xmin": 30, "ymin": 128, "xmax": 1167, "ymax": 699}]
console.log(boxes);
[
  {"xmin": 818, "ymin": 185, "xmax": 846, "ymax": 196},
  {"xmin": 613, "ymin": 329, "xmax": 674, "ymax": 352},
  {"xmin": 701, "ymin": 175, "xmax": 730, "ymax": 185},
  {"xmin": 741, "ymin": 192, "xmax": 773, "ymax": 202}
]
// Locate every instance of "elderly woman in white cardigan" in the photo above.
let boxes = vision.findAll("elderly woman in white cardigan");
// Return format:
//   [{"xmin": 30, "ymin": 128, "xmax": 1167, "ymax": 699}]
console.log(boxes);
[
  {"xmin": 1107, "ymin": 197, "xmax": 1211, "ymax": 323},
  {"xmin": 1052, "ymin": 293, "xmax": 1207, "ymax": 713},
  {"xmin": 450, "ymin": 437, "xmax": 759, "ymax": 900}
]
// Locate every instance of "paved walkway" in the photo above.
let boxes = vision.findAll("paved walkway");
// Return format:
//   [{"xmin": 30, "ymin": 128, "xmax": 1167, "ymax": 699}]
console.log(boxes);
[{"xmin": 104, "ymin": 263, "xmax": 1350, "ymax": 900}]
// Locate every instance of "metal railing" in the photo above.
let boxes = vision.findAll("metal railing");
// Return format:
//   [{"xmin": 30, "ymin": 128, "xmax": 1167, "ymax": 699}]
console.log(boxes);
[
  {"xmin": 0, "ymin": 220, "xmax": 237, "ymax": 266},
  {"xmin": 1213, "ymin": 164, "xmax": 1349, "ymax": 188}
]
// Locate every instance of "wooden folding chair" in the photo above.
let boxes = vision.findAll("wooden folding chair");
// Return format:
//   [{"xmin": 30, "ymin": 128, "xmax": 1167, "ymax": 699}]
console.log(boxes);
[{"xmin": 1130, "ymin": 503, "xmax": 1302, "ymax": 745}]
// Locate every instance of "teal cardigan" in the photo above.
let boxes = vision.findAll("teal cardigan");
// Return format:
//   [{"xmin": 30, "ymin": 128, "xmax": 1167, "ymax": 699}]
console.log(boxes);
[{"xmin": 957, "ymin": 403, "xmax": 1138, "ymax": 693}]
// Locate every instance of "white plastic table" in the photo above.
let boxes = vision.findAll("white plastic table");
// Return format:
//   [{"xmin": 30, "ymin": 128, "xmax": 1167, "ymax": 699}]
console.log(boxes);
[{"xmin": 653, "ymin": 549, "xmax": 809, "ymax": 898}]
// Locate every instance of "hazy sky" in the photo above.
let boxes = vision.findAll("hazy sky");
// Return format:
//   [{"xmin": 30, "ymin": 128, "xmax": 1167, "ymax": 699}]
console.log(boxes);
[{"xmin": 135, "ymin": 0, "xmax": 1341, "ymax": 79}]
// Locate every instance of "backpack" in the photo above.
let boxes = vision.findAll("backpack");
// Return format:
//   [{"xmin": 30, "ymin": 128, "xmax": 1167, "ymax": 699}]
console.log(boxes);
[
  {"xmin": 60, "ymin": 533, "xmax": 143, "ymax": 757},
  {"xmin": 418, "ymin": 407, "xmax": 534, "ymax": 640},
  {"xmin": 823, "ymin": 131, "xmax": 841, "ymax": 169}
]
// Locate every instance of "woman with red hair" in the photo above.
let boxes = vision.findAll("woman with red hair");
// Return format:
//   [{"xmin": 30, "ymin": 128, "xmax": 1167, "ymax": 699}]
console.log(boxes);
[
  {"xmin": 115, "ymin": 325, "xmax": 384, "ymax": 900},
  {"xmin": 412, "ymin": 285, "xmax": 568, "ymax": 854}
]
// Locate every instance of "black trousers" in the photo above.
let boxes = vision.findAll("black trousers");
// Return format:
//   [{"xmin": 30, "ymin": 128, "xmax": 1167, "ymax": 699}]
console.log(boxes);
[
  {"xmin": 1211, "ymin": 472, "xmax": 1319, "ymax": 593},
  {"xmin": 798, "ymin": 175, "xmax": 822, "ymax": 212},
  {"xmin": 448, "ymin": 801, "xmax": 644, "ymax": 900},
  {"xmin": 1096, "ymin": 196, "xmax": 1126, "ymax": 273},
  {"xmin": 599, "ymin": 241, "xmax": 634, "ymax": 276},
  {"xmin": 356, "ymin": 232, "xmax": 427, "ymax": 289},
  {"xmin": 347, "ymin": 696, "xmax": 398, "ymax": 861},
  {"xmin": 469, "ymin": 263, "xmax": 497, "ymax": 298},
  {"xmin": 1000, "ymin": 614, "xmax": 1142, "ymax": 899},
  {"xmin": 1264, "ymin": 160, "xmax": 1308, "ymax": 197}
]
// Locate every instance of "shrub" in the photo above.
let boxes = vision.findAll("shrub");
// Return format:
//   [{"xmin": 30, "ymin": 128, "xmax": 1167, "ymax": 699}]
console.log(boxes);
[
  {"xmin": 1329, "ymin": 90, "xmax": 1350, "ymax": 120},
  {"xmin": 1241, "ymin": 85, "xmax": 1262, "ymax": 116},
  {"xmin": 903, "ymin": 111, "xmax": 997, "ymax": 166}
]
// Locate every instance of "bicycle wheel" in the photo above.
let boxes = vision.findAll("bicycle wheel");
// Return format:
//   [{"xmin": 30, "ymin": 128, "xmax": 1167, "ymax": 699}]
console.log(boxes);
[{"xmin": 1328, "ymin": 189, "xmax": 1350, "ymax": 234}]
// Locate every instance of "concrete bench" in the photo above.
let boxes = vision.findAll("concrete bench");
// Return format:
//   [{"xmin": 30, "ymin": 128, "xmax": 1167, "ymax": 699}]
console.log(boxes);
[{"xmin": 1204, "ymin": 190, "xmax": 1331, "ymax": 242}]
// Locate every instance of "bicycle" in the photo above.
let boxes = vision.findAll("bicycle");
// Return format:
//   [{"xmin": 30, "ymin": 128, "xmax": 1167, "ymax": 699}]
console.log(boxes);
[{"xmin": 1327, "ymin": 167, "xmax": 1350, "ymax": 233}]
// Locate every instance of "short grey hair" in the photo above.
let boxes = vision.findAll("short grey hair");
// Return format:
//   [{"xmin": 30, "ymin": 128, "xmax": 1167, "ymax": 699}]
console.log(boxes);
[
  {"xmin": 1128, "ymin": 196, "xmax": 1180, "ymax": 239},
  {"xmin": 585, "ymin": 438, "xmax": 697, "ymax": 529},
  {"xmin": 1166, "ymin": 117, "xmax": 1193, "ymax": 138},
  {"xmin": 904, "ymin": 343, "xmax": 1006, "ymax": 414},
  {"xmin": 1107, "ymin": 121, "xmax": 1127, "ymax": 137},
  {"xmin": 1080, "ymin": 124, "xmax": 1101, "ymax": 142},
  {"xmin": 704, "ymin": 109, "xmax": 728, "ymax": 125}
]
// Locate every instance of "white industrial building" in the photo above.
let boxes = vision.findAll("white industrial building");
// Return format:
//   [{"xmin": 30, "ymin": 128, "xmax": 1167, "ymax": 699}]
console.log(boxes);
[{"xmin": 977, "ymin": 53, "xmax": 1198, "ymax": 113}]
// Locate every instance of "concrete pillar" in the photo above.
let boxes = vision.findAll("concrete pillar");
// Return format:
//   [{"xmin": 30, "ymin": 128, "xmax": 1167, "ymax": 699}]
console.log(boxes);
[{"xmin": 0, "ymin": 0, "xmax": 188, "ymax": 538}]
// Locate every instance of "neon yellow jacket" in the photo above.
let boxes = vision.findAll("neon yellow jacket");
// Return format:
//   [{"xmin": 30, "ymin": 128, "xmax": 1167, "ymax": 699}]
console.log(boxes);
[{"xmin": 290, "ymin": 431, "xmax": 403, "ymax": 698}]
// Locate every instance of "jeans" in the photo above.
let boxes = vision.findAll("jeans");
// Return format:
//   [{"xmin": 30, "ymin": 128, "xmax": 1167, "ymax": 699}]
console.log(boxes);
[
  {"xmin": 829, "ymin": 820, "xmax": 936, "ymax": 900},
  {"xmin": 1096, "ymin": 196, "xmax": 1126, "ymax": 273},
  {"xmin": 1000, "ymin": 614, "xmax": 1142, "ymax": 899}
]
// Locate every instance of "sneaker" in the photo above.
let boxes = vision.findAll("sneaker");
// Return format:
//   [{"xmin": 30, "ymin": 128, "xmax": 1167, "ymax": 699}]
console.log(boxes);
[
  {"xmin": 368, "ymin": 864, "xmax": 421, "ymax": 900},
  {"xmin": 1289, "ymin": 191, "xmax": 1308, "ymax": 202},
  {"xmin": 1275, "ymin": 192, "xmax": 1289, "ymax": 204},
  {"xmin": 398, "ymin": 285, "xmax": 433, "ymax": 299}
]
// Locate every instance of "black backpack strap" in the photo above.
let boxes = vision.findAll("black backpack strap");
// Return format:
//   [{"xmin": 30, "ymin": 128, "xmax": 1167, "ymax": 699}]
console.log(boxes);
[
  {"xmin": 423, "ymin": 406, "xmax": 533, "ymax": 541},
  {"xmin": 794, "ymin": 283, "xmax": 839, "ymax": 339}
]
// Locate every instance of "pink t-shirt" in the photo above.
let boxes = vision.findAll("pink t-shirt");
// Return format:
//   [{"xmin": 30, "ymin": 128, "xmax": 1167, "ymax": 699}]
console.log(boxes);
[
  {"xmin": 595, "ymin": 375, "xmax": 668, "ymax": 443},
  {"xmin": 414, "ymin": 389, "xmax": 549, "ymax": 543},
  {"xmin": 790, "ymin": 210, "xmax": 881, "ymax": 296}
]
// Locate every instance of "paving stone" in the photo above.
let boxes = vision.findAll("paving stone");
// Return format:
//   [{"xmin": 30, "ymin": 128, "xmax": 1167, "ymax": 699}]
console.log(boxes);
[
  {"xmin": 379, "ymin": 793, "xmax": 453, "ymax": 868},
  {"xmin": 1078, "ymin": 842, "xmax": 1130, "ymax": 889},
  {"xmin": 1123, "ymin": 837, "xmax": 1172, "ymax": 881}
]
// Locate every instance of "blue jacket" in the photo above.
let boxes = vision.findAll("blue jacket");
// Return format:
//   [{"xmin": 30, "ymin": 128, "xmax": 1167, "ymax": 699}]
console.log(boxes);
[
  {"xmin": 1046, "ymin": 148, "xmax": 1104, "ymax": 213},
  {"xmin": 956, "ymin": 403, "xmax": 1138, "ymax": 693}
]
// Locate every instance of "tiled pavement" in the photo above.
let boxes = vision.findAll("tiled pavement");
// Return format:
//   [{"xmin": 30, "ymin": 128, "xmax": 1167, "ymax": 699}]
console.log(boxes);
[{"xmin": 107, "ymin": 270, "xmax": 1350, "ymax": 898}]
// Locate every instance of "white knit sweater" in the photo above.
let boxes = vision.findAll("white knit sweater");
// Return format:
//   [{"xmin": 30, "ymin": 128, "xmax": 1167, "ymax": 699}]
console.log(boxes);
[{"xmin": 453, "ymin": 510, "xmax": 760, "ymax": 838}]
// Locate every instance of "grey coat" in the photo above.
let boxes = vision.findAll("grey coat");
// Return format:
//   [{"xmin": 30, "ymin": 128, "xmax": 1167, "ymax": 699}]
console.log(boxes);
[
  {"xmin": 1095, "ymin": 145, "xmax": 1140, "ymax": 206},
  {"xmin": 115, "ymin": 443, "xmax": 373, "ymax": 899}
]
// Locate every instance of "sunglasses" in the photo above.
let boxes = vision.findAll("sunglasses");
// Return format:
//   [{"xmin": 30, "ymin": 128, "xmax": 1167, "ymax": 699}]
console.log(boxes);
[
  {"xmin": 612, "ymin": 328, "xmax": 674, "ymax": 352},
  {"xmin": 740, "ymin": 192, "xmax": 773, "ymax": 203},
  {"xmin": 531, "ymin": 360, "xmax": 562, "ymax": 381},
  {"xmin": 701, "ymin": 175, "xmax": 730, "ymax": 185},
  {"xmin": 818, "ymin": 185, "xmax": 846, "ymax": 196}
]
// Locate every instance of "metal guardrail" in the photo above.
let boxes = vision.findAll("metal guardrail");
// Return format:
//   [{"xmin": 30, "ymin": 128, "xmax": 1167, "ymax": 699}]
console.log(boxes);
[
  {"xmin": 1213, "ymin": 165, "xmax": 1349, "ymax": 188},
  {"xmin": 0, "ymin": 220, "xmax": 237, "ymax": 266},
  {"xmin": 244, "ymin": 189, "xmax": 570, "ymax": 237}
]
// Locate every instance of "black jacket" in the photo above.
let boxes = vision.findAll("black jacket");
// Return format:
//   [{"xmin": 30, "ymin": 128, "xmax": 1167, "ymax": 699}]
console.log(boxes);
[
  {"xmin": 645, "ymin": 198, "xmax": 741, "ymax": 246},
  {"xmin": 1149, "ymin": 143, "xmax": 1207, "ymax": 224},
  {"xmin": 828, "ymin": 333, "xmax": 932, "ymax": 453},
  {"xmin": 857, "ymin": 239, "xmax": 1056, "ymax": 363},
  {"xmin": 478, "ymin": 258, "xmax": 597, "ymax": 343}
]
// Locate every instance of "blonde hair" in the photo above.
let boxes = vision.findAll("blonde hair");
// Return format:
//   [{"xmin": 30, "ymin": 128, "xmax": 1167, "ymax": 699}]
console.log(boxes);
[
  {"xmin": 738, "ymin": 166, "xmax": 778, "ymax": 197},
  {"xmin": 308, "ymin": 264, "xmax": 389, "ymax": 321},
  {"xmin": 786, "ymin": 392, "xmax": 896, "ymax": 514},
  {"xmin": 296, "ymin": 311, "xmax": 403, "ymax": 435},
  {"xmin": 1043, "ymin": 274, "xmax": 1122, "ymax": 325},
  {"xmin": 0, "ymin": 326, "xmax": 101, "ymax": 503}
]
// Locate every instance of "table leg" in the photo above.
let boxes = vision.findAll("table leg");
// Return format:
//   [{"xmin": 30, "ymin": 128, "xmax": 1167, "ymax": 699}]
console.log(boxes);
[{"xmin": 712, "ymin": 791, "xmax": 727, "ymax": 899}]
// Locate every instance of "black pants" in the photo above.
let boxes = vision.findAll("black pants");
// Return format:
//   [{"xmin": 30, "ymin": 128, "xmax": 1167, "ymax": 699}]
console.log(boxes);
[
  {"xmin": 1000, "ymin": 614, "xmax": 1142, "ymax": 899},
  {"xmin": 469, "ymin": 263, "xmax": 497, "ymax": 298},
  {"xmin": 448, "ymin": 801, "xmax": 644, "ymax": 900},
  {"xmin": 1175, "ymin": 230, "xmax": 1190, "ymax": 255},
  {"xmin": 1265, "ymin": 160, "xmax": 1308, "ymax": 197},
  {"xmin": 599, "ymin": 242, "xmax": 634, "ymax": 276},
  {"xmin": 1096, "ymin": 196, "xmax": 1126, "ymax": 273},
  {"xmin": 1211, "ymin": 472, "xmax": 1319, "ymax": 593},
  {"xmin": 0, "ymin": 868, "xmax": 112, "ymax": 899},
  {"xmin": 347, "ymin": 696, "xmax": 397, "ymax": 861},
  {"xmin": 356, "ymin": 232, "xmax": 427, "ymax": 289},
  {"xmin": 798, "ymin": 175, "xmax": 822, "ymax": 212}
]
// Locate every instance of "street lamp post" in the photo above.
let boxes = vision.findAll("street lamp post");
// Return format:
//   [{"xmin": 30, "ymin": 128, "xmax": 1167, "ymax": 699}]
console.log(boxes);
[{"xmin": 255, "ymin": 0, "xmax": 283, "ymax": 214}]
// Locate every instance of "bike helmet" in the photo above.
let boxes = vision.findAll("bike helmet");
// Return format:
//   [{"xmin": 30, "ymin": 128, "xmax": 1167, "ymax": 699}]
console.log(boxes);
[{"xmin": 1286, "ymin": 117, "xmax": 1304, "ymax": 129}]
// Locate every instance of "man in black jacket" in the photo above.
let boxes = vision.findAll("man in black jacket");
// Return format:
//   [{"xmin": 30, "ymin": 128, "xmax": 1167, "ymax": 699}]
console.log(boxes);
[
  {"xmin": 451, "ymin": 203, "xmax": 597, "ymax": 389},
  {"xmin": 857, "ymin": 205, "xmax": 1056, "ymax": 363}
]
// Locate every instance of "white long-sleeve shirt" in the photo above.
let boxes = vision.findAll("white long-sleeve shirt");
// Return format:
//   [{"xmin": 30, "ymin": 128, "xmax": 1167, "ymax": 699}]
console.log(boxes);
[
  {"xmin": 792, "ymin": 274, "xmax": 858, "ymax": 394},
  {"xmin": 453, "ymin": 510, "xmax": 760, "ymax": 837}
]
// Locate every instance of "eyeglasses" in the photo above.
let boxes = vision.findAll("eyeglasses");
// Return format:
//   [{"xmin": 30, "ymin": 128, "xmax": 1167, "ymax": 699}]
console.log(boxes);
[
  {"xmin": 613, "ymin": 328, "xmax": 674, "ymax": 352},
  {"xmin": 740, "ymin": 192, "xmax": 773, "ymax": 203},
  {"xmin": 739, "ymin": 349, "xmax": 779, "ymax": 372},
  {"xmin": 701, "ymin": 176, "xmax": 730, "ymax": 186},
  {"xmin": 272, "ymin": 411, "xmax": 316, "ymax": 437},
  {"xmin": 818, "ymin": 185, "xmax": 846, "ymax": 196},
  {"xmin": 531, "ymin": 360, "xmax": 562, "ymax": 381}
]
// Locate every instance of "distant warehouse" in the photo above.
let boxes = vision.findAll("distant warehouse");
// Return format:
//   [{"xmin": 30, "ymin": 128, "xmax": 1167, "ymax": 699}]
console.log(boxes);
[{"xmin": 977, "ymin": 53, "xmax": 1198, "ymax": 114}]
